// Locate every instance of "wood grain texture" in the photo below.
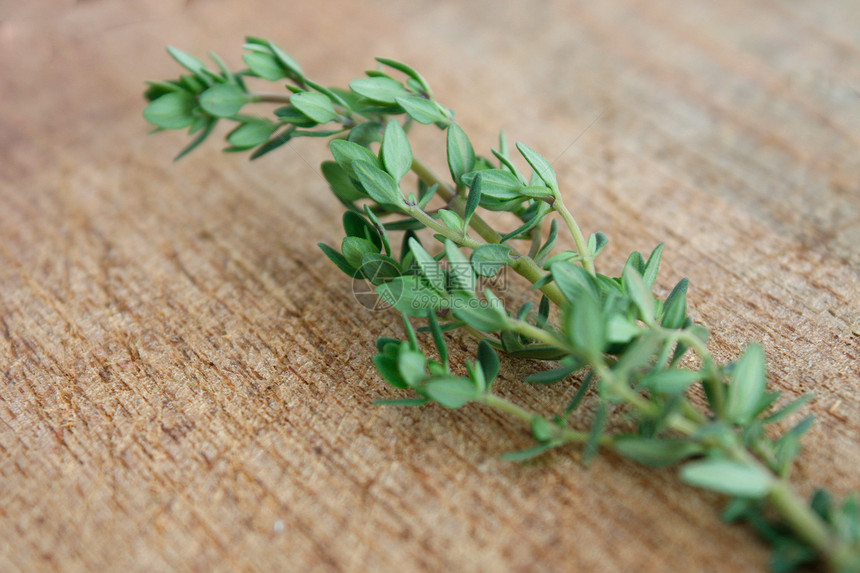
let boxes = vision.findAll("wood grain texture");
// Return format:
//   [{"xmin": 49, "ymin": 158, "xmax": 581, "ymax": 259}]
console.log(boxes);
[{"xmin": 1, "ymin": 1, "xmax": 858, "ymax": 571}]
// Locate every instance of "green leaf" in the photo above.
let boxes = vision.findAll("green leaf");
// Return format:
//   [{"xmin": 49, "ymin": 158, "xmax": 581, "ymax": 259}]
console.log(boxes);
[
  {"xmin": 179, "ymin": 74, "xmax": 206, "ymax": 93},
  {"xmin": 525, "ymin": 358, "xmax": 580, "ymax": 384},
  {"xmin": 508, "ymin": 345, "xmax": 568, "ymax": 360},
  {"xmin": 423, "ymin": 376, "xmax": 477, "ymax": 408},
  {"xmin": 343, "ymin": 211, "xmax": 382, "ymax": 250},
  {"xmin": 500, "ymin": 202, "xmax": 551, "ymax": 242},
  {"xmin": 437, "ymin": 209, "xmax": 463, "ymax": 234},
  {"xmin": 520, "ymin": 186, "xmax": 554, "ymax": 200},
  {"xmin": 380, "ymin": 119, "xmax": 413, "ymax": 182},
  {"xmin": 612, "ymin": 333, "xmax": 661, "ymax": 379},
  {"xmin": 173, "ymin": 118, "xmax": 216, "ymax": 161},
  {"xmin": 426, "ymin": 311, "xmax": 448, "ymax": 368},
  {"xmin": 167, "ymin": 46, "xmax": 208, "ymax": 77},
  {"xmin": 536, "ymin": 295, "xmax": 551, "ymax": 327},
  {"xmin": 362, "ymin": 205, "xmax": 391, "ymax": 257},
  {"xmin": 462, "ymin": 169, "xmax": 523, "ymax": 200},
  {"xmin": 471, "ymin": 244, "xmax": 511, "ymax": 277},
  {"xmin": 417, "ymin": 181, "xmax": 438, "ymax": 209},
  {"xmin": 614, "ymin": 437, "xmax": 703, "ymax": 468},
  {"xmin": 349, "ymin": 76, "xmax": 409, "ymax": 103},
  {"xmin": 623, "ymin": 265, "xmax": 657, "ymax": 325},
  {"xmin": 775, "ymin": 415, "xmax": 815, "ymax": 473},
  {"xmin": 291, "ymin": 92, "xmax": 338, "ymax": 123},
  {"xmin": 643, "ymin": 243, "xmax": 665, "ymax": 287},
  {"xmin": 565, "ymin": 373, "xmax": 593, "ymax": 413},
  {"xmin": 397, "ymin": 345, "xmax": 427, "ymax": 386},
  {"xmin": 408, "ymin": 238, "xmax": 445, "ymax": 292},
  {"xmin": 373, "ymin": 354, "xmax": 407, "ymax": 389},
  {"xmin": 353, "ymin": 160, "xmax": 405, "ymax": 207},
  {"xmin": 377, "ymin": 276, "xmax": 446, "ymax": 316},
  {"xmin": 226, "ymin": 119, "xmax": 275, "ymax": 149},
  {"xmin": 321, "ymin": 161, "xmax": 364, "ymax": 202},
  {"xmin": 144, "ymin": 80, "xmax": 182, "ymax": 102},
  {"xmin": 584, "ymin": 403, "xmax": 607, "ymax": 465},
  {"xmin": 249, "ymin": 126, "xmax": 295, "ymax": 160},
  {"xmin": 274, "ymin": 105, "xmax": 317, "ymax": 127},
  {"xmin": 477, "ymin": 339, "xmax": 500, "ymax": 386},
  {"xmin": 531, "ymin": 416, "xmax": 555, "ymax": 442},
  {"xmin": 329, "ymin": 139, "xmax": 380, "ymax": 178},
  {"xmin": 444, "ymin": 240, "xmax": 476, "ymax": 292},
  {"xmin": 516, "ymin": 142, "xmax": 558, "ymax": 190},
  {"xmin": 341, "ymin": 236, "xmax": 380, "ymax": 269},
  {"xmin": 243, "ymin": 51, "xmax": 284, "ymax": 81},
  {"xmin": 606, "ymin": 315, "xmax": 641, "ymax": 344},
  {"xmin": 763, "ymin": 394, "xmax": 814, "ymax": 424},
  {"xmin": 551, "ymin": 261, "xmax": 599, "ymax": 302},
  {"xmin": 450, "ymin": 292, "xmax": 509, "ymax": 332},
  {"xmin": 566, "ymin": 292, "xmax": 605, "ymax": 358},
  {"xmin": 534, "ymin": 219, "xmax": 559, "ymax": 265},
  {"xmin": 681, "ymin": 459, "xmax": 774, "ymax": 498},
  {"xmin": 143, "ymin": 91, "xmax": 196, "ymax": 130},
  {"xmin": 266, "ymin": 40, "xmax": 304, "ymax": 78},
  {"xmin": 662, "ymin": 278, "xmax": 689, "ymax": 329},
  {"xmin": 373, "ymin": 398, "xmax": 429, "ymax": 407},
  {"xmin": 588, "ymin": 232, "xmax": 609, "ymax": 258},
  {"xmin": 641, "ymin": 369, "xmax": 702, "ymax": 394},
  {"xmin": 348, "ymin": 121, "xmax": 384, "ymax": 146},
  {"xmin": 447, "ymin": 124, "xmax": 476, "ymax": 186},
  {"xmin": 359, "ymin": 253, "xmax": 400, "ymax": 284},
  {"xmin": 463, "ymin": 173, "xmax": 482, "ymax": 229},
  {"xmin": 500, "ymin": 442, "xmax": 558, "ymax": 462},
  {"xmin": 199, "ymin": 84, "xmax": 247, "ymax": 117},
  {"xmin": 726, "ymin": 344, "xmax": 768, "ymax": 425},
  {"xmin": 491, "ymin": 149, "xmax": 528, "ymax": 184},
  {"xmin": 624, "ymin": 251, "xmax": 646, "ymax": 275},
  {"xmin": 318, "ymin": 243, "xmax": 355, "ymax": 275},
  {"xmin": 770, "ymin": 541, "xmax": 819, "ymax": 573},
  {"xmin": 395, "ymin": 96, "xmax": 448, "ymax": 124},
  {"xmin": 376, "ymin": 57, "xmax": 433, "ymax": 95}
]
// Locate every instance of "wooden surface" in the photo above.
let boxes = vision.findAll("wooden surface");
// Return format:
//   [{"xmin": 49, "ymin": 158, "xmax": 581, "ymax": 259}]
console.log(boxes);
[{"xmin": 1, "ymin": 1, "xmax": 858, "ymax": 571}]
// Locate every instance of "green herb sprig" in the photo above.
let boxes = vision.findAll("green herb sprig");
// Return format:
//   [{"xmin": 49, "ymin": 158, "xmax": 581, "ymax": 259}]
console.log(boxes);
[{"xmin": 144, "ymin": 39, "xmax": 860, "ymax": 572}]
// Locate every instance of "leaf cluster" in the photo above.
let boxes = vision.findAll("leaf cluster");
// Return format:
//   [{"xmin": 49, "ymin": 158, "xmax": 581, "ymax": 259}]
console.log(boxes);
[{"xmin": 144, "ymin": 41, "xmax": 860, "ymax": 573}]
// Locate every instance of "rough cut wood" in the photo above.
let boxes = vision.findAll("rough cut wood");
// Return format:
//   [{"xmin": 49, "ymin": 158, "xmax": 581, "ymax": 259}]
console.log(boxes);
[{"xmin": 1, "ymin": 1, "xmax": 858, "ymax": 571}]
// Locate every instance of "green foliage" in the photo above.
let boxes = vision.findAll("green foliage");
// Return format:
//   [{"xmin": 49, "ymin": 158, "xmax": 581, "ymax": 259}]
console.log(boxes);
[
  {"xmin": 145, "ymin": 41, "xmax": 859, "ymax": 572},
  {"xmin": 290, "ymin": 92, "xmax": 339, "ymax": 123},
  {"xmin": 143, "ymin": 91, "xmax": 197, "ymax": 129},
  {"xmin": 681, "ymin": 459, "xmax": 773, "ymax": 498},
  {"xmin": 380, "ymin": 119, "xmax": 413, "ymax": 182},
  {"xmin": 199, "ymin": 84, "xmax": 247, "ymax": 117},
  {"xmin": 447, "ymin": 123, "xmax": 476, "ymax": 186}
]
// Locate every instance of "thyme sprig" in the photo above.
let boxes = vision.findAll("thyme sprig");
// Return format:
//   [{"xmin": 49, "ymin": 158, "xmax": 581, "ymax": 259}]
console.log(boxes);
[{"xmin": 144, "ymin": 39, "xmax": 860, "ymax": 572}]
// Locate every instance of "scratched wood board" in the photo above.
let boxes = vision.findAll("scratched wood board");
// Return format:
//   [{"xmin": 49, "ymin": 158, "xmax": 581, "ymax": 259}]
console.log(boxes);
[{"xmin": 1, "ymin": 1, "xmax": 858, "ymax": 571}]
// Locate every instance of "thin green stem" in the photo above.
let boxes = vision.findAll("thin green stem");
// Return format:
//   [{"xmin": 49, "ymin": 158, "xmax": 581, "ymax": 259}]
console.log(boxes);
[
  {"xmin": 411, "ymin": 157, "xmax": 567, "ymax": 307},
  {"xmin": 406, "ymin": 206, "xmax": 481, "ymax": 250},
  {"xmin": 411, "ymin": 157, "xmax": 502, "ymax": 243},
  {"xmin": 508, "ymin": 319, "xmax": 572, "ymax": 352},
  {"xmin": 479, "ymin": 393, "xmax": 598, "ymax": 446},
  {"xmin": 590, "ymin": 360, "xmax": 699, "ymax": 436},
  {"xmin": 552, "ymin": 193, "xmax": 595, "ymax": 275},
  {"xmin": 479, "ymin": 393, "xmax": 538, "ymax": 424}
]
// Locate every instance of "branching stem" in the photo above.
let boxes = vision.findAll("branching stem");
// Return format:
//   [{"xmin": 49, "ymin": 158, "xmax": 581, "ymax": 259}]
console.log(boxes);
[
  {"xmin": 552, "ymin": 193, "xmax": 595, "ymax": 275},
  {"xmin": 411, "ymin": 157, "xmax": 567, "ymax": 307}
]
